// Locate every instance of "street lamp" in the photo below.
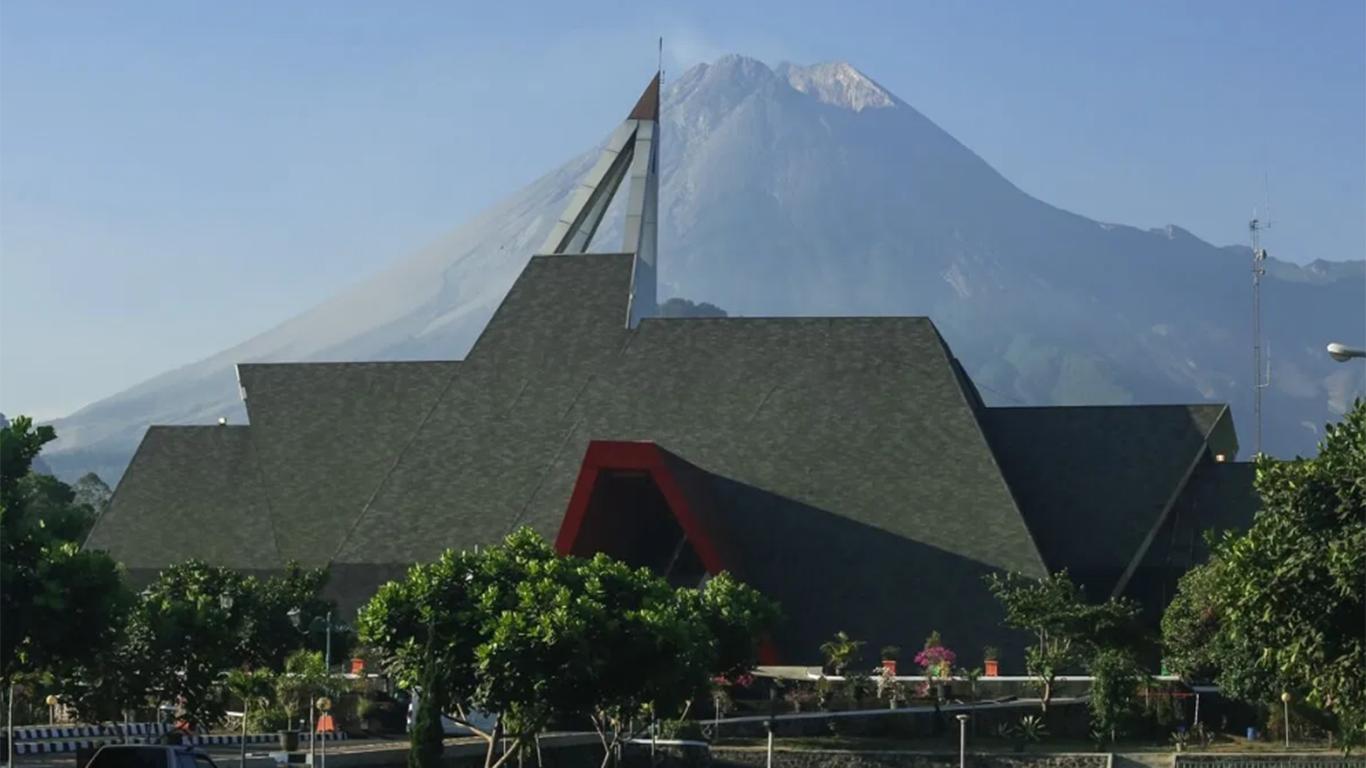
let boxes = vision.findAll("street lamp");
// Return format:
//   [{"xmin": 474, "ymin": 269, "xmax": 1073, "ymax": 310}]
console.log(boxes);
[
  {"xmin": 288, "ymin": 608, "xmax": 339, "ymax": 767},
  {"xmin": 287, "ymin": 609, "xmax": 336, "ymax": 674},
  {"xmin": 316, "ymin": 698, "xmax": 332, "ymax": 768},
  {"xmin": 1326, "ymin": 342, "xmax": 1365, "ymax": 362},
  {"xmin": 1280, "ymin": 692, "xmax": 1292, "ymax": 748},
  {"xmin": 956, "ymin": 714, "xmax": 970, "ymax": 768},
  {"xmin": 45, "ymin": 695, "xmax": 58, "ymax": 726}
]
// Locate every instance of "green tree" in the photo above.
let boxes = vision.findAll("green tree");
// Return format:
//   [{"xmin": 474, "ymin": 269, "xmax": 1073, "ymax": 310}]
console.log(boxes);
[
  {"xmin": 1088, "ymin": 648, "xmax": 1145, "ymax": 745},
  {"xmin": 252, "ymin": 564, "xmax": 348, "ymax": 670},
  {"xmin": 226, "ymin": 669, "xmax": 274, "ymax": 767},
  {"xmin": 1, "ymin": 416, "xmax": 130, "ymax": 695},
  {"xmin": 407, "ymin": 630, "xmax": 446, "ymax": 768},
  {"xmin": 360, "ymin": 528, "xmax": 779, "ymax": 768},
  {"xmin": 985, "ymin": 570, "xmax": 1141, "ymax": 711},
  {"xmin": 276, "ymin": 649, "xmax": 329, "ymax": 732},
  {"xmin": 1159, "ymin": 553, "xmax": 1226, "ymax": 683},
  {"xmin": 1162, "ymin": 399, "xmax": 1366, "ymax": 750},
  {"xmin": 694, "ymin": 572, "xmax": 781, "ymax": 678},
  {"xmin": 573, "ymin": 555, "xmax": 714, "ymax": 766},
  {"xmin": 131, "ymin": 561, "xmax": 259, "ymax": 727}
]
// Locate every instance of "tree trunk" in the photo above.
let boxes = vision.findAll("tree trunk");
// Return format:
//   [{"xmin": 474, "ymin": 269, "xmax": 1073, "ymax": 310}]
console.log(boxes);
[{"xmin": 408, "ymin": 685, "xmax": 444, "ymax": 768}]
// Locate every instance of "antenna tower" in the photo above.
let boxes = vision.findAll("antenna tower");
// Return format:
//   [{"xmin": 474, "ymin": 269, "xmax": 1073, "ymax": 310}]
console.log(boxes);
[{"xmin": 1249, "ymin": 215, "xmax": 1270, "ymax": 455}]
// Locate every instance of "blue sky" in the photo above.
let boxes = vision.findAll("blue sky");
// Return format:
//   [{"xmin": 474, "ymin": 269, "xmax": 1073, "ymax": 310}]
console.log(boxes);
[{"xmin": 2, "ymin": 0, "xmax": 1362, "ymax": 419}]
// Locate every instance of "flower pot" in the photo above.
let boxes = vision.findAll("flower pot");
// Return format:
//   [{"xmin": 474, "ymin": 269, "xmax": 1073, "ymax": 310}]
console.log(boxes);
[
  {"xmin": 984, "ymin": 659, "xmax": 999, "ymax": 677},
  {"xmin": 881, "ymin": 659, "xmax": 897, "ymax": 675},
  {"xmin": 278, "ymin": 731, "xmax": 299, "ymax": 752}
]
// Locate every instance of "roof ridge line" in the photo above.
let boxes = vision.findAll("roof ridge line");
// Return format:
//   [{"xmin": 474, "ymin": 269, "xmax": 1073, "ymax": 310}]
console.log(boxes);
[
  {"xmin": 506, "ymin": 414, "xmax": 588, "ymax": 536},
  {"xmin": 927, "ymin": 326, "xmax": 1050, "ymax": 577},
  {"xmin": 326, "ymin": 362, "xmax": 467, "ymax": 564},
  {"xmin": 81, "ymin": 427, "xmax": 161, "ymax": 552},
  {"xmin": 1109, "ymin": 404, "xmax": 1229, "ymax": 597},
  {"xmin": 243, "ymin": 422, "xmax": 287, "ymax": 567}
]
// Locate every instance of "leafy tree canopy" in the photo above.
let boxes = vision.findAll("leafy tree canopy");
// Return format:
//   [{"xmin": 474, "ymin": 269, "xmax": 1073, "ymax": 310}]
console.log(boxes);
[
  {"xmin": 985, "ymin": 569, "xmax": 1141, "ymax": 710},
  {"xmin": 1, "ymin": 416, "xmax": 130, "ymax": 688},
  {"xmin": 360, "ymin": 527, "xmax": 778, "ymax": 768},
  {"xmin": 1163, "ymin": 399, "xmax": 1366, "ymax": 745}
]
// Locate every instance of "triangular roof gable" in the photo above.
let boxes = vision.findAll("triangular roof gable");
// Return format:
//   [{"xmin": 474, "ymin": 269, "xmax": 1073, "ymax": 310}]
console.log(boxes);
[
  {"xmin": 87, "ymin": 426, "xmax": 280, "ymax": 570},
  {"xmin": 984, "ymin": 404, "xmax": 1229, "ymax": 592}
]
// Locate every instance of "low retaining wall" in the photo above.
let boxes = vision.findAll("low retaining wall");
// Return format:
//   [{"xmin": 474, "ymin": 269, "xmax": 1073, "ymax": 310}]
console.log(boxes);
[
  {"xmin": 711, "ymin": 749, "xmax": 1110, "ymax": 768},
  {"xmin": 1176, "ymin": 755, "xmax": 1365, "ymax": 768},
  {"xmin": 4, "ymin": 731, "xmax": 349, "ymax": 754}
]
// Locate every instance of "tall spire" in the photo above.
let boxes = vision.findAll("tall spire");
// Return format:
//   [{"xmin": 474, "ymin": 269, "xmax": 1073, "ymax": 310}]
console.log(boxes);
[
  {"xmin": 628, "ymin": 73, "xmax": 660, "ymax": 121},
  {"xmin": 540, "ymin": 74, "xmax": 661, "ymax": 328}
]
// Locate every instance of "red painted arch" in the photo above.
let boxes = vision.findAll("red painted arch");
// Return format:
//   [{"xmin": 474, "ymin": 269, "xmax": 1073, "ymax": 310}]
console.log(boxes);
[{"xmin": 555, "ymin": 440, "xmax": 776, "ymax": 665}]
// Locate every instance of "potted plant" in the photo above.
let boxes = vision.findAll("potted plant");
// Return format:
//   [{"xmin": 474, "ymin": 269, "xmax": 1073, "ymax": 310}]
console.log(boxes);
[
  {"xmin": 983, "ymin": 646, "xmax": 1000, "ymax": 677},
  {"xmin": 818, "ymin": 631, "xmax": 865, "ymax": 676},
  {"xmin": 914, "ymin": 631, "xmax": 956, "ymax": 700},
  {"xmin": 879, "ymin": 645, "xmax": 900, "ymax": 675}
]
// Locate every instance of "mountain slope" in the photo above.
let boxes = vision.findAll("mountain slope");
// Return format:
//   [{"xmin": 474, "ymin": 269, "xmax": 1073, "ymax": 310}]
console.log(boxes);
[{"xmin": 43, "ymin": 55, "xmax": 1365, "ymax": 482}]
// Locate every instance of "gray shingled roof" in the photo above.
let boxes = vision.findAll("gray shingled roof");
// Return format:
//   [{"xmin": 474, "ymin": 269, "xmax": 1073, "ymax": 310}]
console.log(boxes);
[
  {"xmin": 92, "ymin": 250, "xmax": 1247, "ymax": 657},
  {"xmin": 982, "ymin": 404, "xmax": 1232, "ymax": 593},
  {"xmin": 327, "ymin": 253, "xmax": 1046, "ymax": 578},
  {"xmin": 236, "ymin": 361, "xmax": 461, "ymax": 566},
  {"xmin": 87, "ymin": 426, "xmax": 280, "ymax": 570}
]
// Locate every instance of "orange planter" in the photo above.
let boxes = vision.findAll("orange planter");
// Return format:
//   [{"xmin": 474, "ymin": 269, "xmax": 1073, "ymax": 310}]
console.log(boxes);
[
  {"xmin": 984, "ymin": 659, "xmax": 999, "ymax": 677},
  {"xmin": 881, "ymin": 659, "xmax": 897, "ymax": 675}
]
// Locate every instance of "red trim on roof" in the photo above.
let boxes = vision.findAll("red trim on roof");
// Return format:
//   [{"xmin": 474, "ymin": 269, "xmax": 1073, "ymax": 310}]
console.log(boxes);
[{"xmin": 555, "ymin": 440, "xmax": 776, "ymax": 665}]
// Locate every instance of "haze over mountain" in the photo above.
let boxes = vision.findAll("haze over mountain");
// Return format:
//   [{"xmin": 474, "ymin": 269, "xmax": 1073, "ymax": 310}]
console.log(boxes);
[{"xmin": 41, "ymin": 56, "xmax": 1365, "ymax": 483}]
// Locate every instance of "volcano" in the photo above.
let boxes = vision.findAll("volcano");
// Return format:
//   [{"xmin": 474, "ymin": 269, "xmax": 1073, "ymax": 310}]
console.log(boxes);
[{"xmin": 42, "ymin": 55, "xmax": 1365, "ymax": 483}]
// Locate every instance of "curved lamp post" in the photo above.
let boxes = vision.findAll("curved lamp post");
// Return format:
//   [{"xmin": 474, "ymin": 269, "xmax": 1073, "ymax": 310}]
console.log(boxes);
[
  {"xmin": 956, "ymin": 714, "xmax": 970, "ymax": 768},
  {"xmin": 1280, "ymin": 691, "xmax": 1292, "ymax": 748},
  {"xmin": 288, "ymin": 609, "xmax": 341, "ymax": 768},
  {"xmin": 316, "ymin": 698, "xmax": 332, "ymax": 768},
  {"xmin": 1326, "ymin": 342, "xmax": 1365, "ymax": 362}
]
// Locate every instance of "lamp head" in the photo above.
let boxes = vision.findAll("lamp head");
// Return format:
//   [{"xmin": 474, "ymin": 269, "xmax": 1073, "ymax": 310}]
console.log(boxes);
[{"xmin": 1327, "ymin": 342, "xmax": 1365, "ymax": 362}]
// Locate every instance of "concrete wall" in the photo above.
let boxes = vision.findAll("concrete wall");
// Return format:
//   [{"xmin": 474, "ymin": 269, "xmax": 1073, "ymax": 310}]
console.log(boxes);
[
  {"xmin": 710, "ymin": 750, "xmax": 1109, "ymax": 768},
  {"xmin": 1175, "ymin": 755, "xmax": 1365, "ymax": 768}
]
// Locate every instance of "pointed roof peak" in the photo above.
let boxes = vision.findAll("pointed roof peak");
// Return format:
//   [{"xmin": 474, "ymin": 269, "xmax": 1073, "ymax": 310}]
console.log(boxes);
[{"xmin": 628, "ymin": 72, "xmax": 661, "ymax": 121}]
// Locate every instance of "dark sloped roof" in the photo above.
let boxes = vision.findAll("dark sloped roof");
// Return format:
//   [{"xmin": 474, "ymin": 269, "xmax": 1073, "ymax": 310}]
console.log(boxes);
[
  {"xmin": 331, "ymin": 254, "xmax": 634, "ymax": 564},
  {"xmin": 518, "ymin": 315, "xmax": 1047, "ymax": 576},
  {"xmin": 86, "ymin": 426, "xmax": 280, "ymax": 570},
  {"xmin": 1142, "ymin": 459, "xmax": 1259, "ymax": 570},
  {"xmin": 236, "ymin": 361, "xmax": 461, "ymax": 565},
  {"xmin": 1123, "ymin": 459, "xmax": 1259, "ymax": 619},
  {"xmin": 328, "ymin": 250, "xmax": 1045, "ymax": 577},
  {"xmin": 982, "ymin": 404, "xmax": 1231, "ymax": 592},
  {"xmin": 97, "ymin": 247, "xmax": 1248, "ymax": 635}
]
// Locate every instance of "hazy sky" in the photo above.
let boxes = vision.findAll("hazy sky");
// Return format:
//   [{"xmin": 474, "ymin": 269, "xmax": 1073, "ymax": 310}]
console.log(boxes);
[{"xmin": 2, "ymin": 1, "xmax": 1363, "ymax": 420}]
